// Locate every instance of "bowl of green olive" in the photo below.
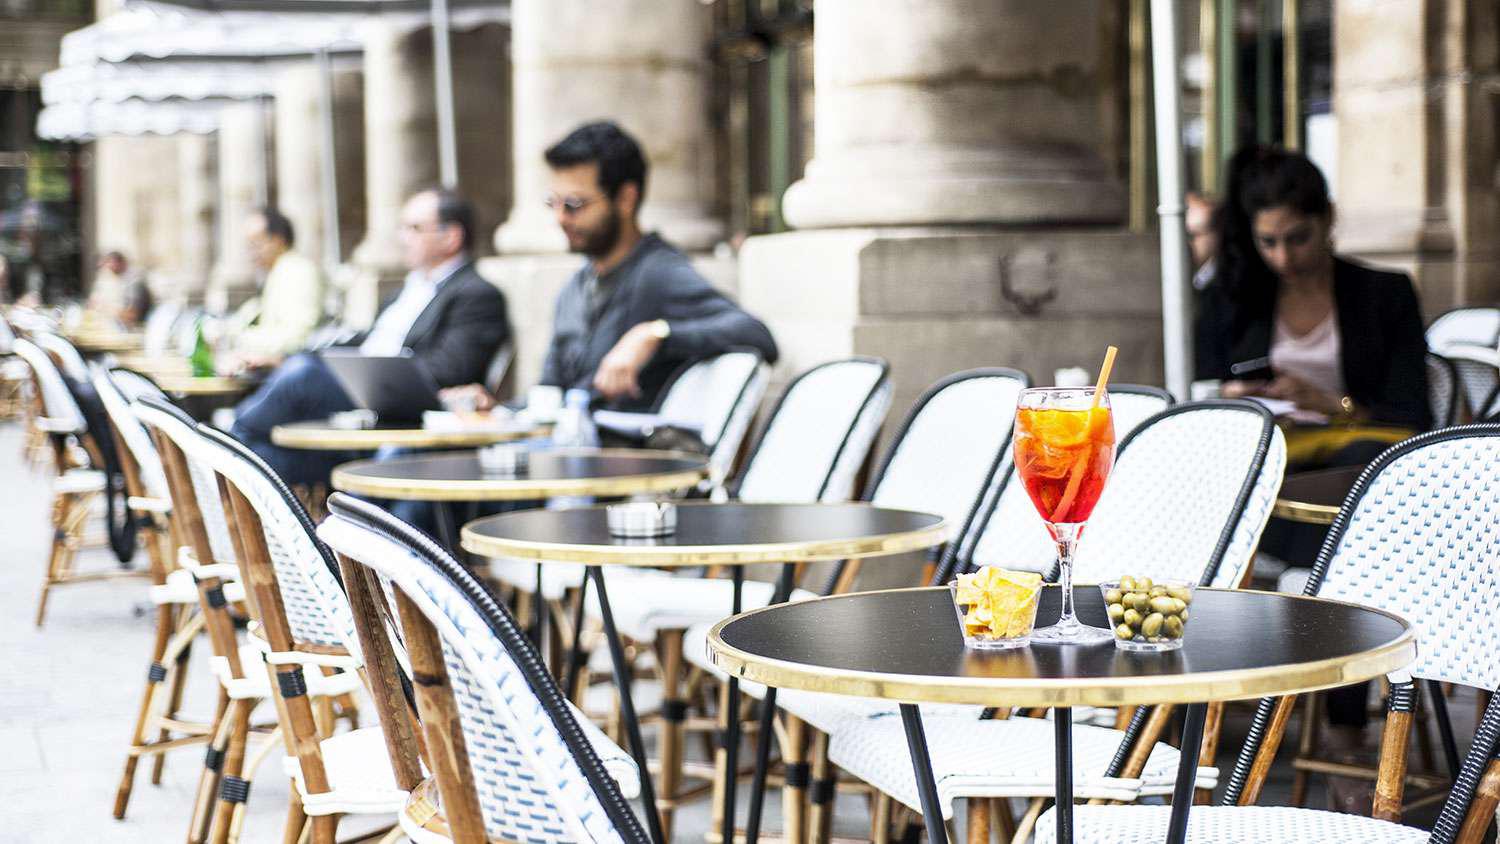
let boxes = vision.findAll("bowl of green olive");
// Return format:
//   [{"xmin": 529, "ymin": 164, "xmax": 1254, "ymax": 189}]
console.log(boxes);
[{"xmin": 1099, "ymin": 576, "xmax": 1193, "ymax": 652}]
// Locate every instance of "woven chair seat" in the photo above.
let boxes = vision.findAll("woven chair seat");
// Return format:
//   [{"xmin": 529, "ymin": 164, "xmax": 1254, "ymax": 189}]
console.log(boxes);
[
  {"xmin": 828, "ymin": 713, "xmax": 1214, "ymax": 820},
  {"xmin": 1034, "ymin": 804, "xmax": 1429, "ymax": 844},
  {"xmin": 149, "ymin": 567, "xmax": 245, "ymax": 606},
  {"xmin": 209, "ymin": 643, "xmax": 363, "ymax": 701},
  {"xmin": 282, "ymin": 727, "xmax": 410, "ymax": 816}
]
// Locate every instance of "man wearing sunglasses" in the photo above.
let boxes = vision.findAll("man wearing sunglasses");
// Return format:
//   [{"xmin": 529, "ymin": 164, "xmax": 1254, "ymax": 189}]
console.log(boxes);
[{"xmin": 441, "ymin": 120, "xmax": 777, "ymax": 413}]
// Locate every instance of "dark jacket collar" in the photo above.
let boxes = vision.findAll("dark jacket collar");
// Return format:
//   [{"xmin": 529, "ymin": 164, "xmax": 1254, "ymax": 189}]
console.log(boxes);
[{"xmin": 403, "ymin": 259, "xmax": 476, "ymax": 348}]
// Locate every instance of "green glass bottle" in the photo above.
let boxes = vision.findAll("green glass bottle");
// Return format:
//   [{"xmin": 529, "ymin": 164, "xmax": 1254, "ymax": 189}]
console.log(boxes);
[{"xmin": 188, "ymin": 317, "xmax": 215, "ymax": 377}]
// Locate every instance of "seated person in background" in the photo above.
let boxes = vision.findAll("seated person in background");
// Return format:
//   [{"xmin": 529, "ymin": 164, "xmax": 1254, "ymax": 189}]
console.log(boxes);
[
  {"xmin": 88, "ymin": 250, "xmax": 153, "ymax": 328},
  {"xmin": 221, "ymin": 207, "xmax": 325, "ymax": 371},
  {"xmin": 230, "ymin": 189, "xmax": 511, "ymax": 485},
  {"xmin": 1197, "ymin": 145, "xmax": 1430, "ymax": 467},
  {"xmin": 440, "ymin": 120, "xmax": 777, "ymax": 414},
  {"xmin": 1199, "ymin": 147, "xmax": 1429, "ymax": 788}
]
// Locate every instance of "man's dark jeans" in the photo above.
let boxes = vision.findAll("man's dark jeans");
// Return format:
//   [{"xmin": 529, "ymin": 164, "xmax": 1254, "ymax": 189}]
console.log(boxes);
[{"xmin": 230, "ymin": 352, "xmax": 357, "ymax": 486}]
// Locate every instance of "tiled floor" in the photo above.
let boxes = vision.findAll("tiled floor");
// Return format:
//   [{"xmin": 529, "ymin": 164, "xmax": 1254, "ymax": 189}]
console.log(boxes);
[{"xmin": 0, "ymin": 421, "xmax": 1471, "ymax": 841}]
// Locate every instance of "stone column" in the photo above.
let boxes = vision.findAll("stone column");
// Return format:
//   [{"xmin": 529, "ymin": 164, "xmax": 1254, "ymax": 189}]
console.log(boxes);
[
  {"xmin": 274, "ymin": 63, "xmax": 367, "ymax": 273},
  {"xmin": 93, "ymin": 135, "xmax": 184, "ymax": 291},
  {"xmin": 207, "ymin": 101, "xmax": 271, "ymax": 313},
  {"xmin": 175, "ymin": 133, "xmax": 217, "ymax": 304},
  {"xmin": 349, "ymin": 21, "xmax": 508, "ymax": 324},
  {"xmin": 739, "ymin": 1, "xmax": 1161, "ymax": 416},
  {"xmin": 486, "ymin": 0, "xmax": 725, "ymax": 391},
  {"xmin": 1333, "ymin": 0, "xmax": 1500, "ymax": 311}
]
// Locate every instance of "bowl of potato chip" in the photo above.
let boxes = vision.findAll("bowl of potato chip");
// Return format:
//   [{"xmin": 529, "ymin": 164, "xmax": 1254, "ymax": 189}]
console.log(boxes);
[{"xmin": 949, "ymin": 566, "xmax": 1044, "ymax": 650}]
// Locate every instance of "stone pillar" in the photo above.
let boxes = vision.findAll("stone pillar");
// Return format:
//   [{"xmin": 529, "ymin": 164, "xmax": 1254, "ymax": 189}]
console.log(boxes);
[
  {"xmin": 1333, "ymin": 0, "xmax": 1500, "ymax": 312},
  {"xmin": 496, "ymin": 0, "xmax": 719, "ymax": 254},
  {"xmin": 485, "ymin": 0, "xmax": 725, "ymax": 391},
  {"xmin": 738, "ymin": 1, "xmax": 1161, "ymax": 417},
  {"xmin": 207, "ymin": 101, "xmax": 271, "ymax": 313},
  {"xmin": 350, "ymin": 20, "xmax": 508, "ymax": 322},
  {"xmin": 93, "ymin": 135, "xmax": 184, "ymax": 290},
  {"xmin": 274, "ymin": 63, "xmax": 367, "ymax": 273},
  {"xmin": 175, "ymin": 133, "xmax": 217, "ymax": 304}
]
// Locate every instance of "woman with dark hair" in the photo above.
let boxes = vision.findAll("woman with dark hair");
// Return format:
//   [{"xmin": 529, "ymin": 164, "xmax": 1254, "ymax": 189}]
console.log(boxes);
[{"xmin": 1197, "ymin": 145, "xmax": 1430, "ymax": 466}]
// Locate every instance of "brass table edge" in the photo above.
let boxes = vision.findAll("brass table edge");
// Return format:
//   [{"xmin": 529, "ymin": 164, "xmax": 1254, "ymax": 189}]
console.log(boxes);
[
  {"xmin": 459, "ymin": 510, "xmax": 951, "ymax": 566},
  {"xmin": 1272, "ymin": 497, "xmax": 1340, "ymax": 525},
  {"xmin": 330, "ymin": 463, "xmax": 708, "ymax": 502},
  {"xmin": 705, "ymin": 586, "xmax": 1416, "ymax": 708},
  {"xmin": 271, "ymin": 423, "xmax": 539, "ymax": 450}
]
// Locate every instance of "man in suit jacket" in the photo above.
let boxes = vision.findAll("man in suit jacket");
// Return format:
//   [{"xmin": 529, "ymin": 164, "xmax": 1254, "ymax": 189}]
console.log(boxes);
[{"xmin": 230, "ymin": 189, "xmax": 510, "ymax": 485}]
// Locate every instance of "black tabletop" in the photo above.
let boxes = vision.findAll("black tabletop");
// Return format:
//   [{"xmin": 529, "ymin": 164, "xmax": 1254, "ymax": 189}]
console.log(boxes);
[
  {"xmin": 1279, "ymin": 464, "xmax": 1365, "ymax": 508},
  {"xmin": 461, "ymin": 501, "xmax": 949, "ymax": 566},
  {"xmin": 331, "ymin": 447, "xmax": 708, "ymax": 501},
  {"xmin": 709, "ymin": 586, "xmax": 1413, "ymax": 706}
]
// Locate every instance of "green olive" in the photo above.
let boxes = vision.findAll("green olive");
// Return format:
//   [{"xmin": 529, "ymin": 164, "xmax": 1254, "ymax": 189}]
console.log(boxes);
[
  {"xmin": 1106, "ymin": 603, "xmax": 1125, "ymax": 622},
  {"xmin": 1104, "ymin": 589, "xmax": 1123, "ymax": 605},
  {"xmin": 1123, "ymin": 608, "xmax": 1142, "ymax": 629},
  {"xmin": 1130, "ymin": 593, "xmax": 1152, "ymax": 613},
  {"xmin": 1119, "ymin": 576, "xmax": 1137, "ymax": 592},
  {"xmin": 1137, "ymin": 577, "xmax": 1153, "ymax": 591},
  {"xmin": 1149, "ymin": 585, "xmax": 1167, "ymax": 598},
  {"xmin": 1171, "ymin": 598, "xmax": 1187, "ymax": 615},
  {"xmin": 1179, "ymin": 608, "xmax": 1189, "ymax": 623},
  {"xmin": 1149, "ymin": 596, "xmax": 1177, "ymax": 615},
  {"xmin": 1115, "ymin": 623, "xmax": 1134, "ymax": 640},
  {"xmin": 1141, "ymin": 612, "xmax": 1164, "ymax": 637},
  {"xmin": 1164, "ymin": 616, "xmax": 1184, "ymax": 638},
  {"xmin": 1166, "ymin": 585, "xmax": 1193, "ymax": 604}
]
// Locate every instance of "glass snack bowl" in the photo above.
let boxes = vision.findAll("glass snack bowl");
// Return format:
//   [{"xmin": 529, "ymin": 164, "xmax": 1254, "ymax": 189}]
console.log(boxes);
[
  {"xmin": 949, "ymin": 567, "xmax": 1043, "ymax": 650},
  {"xmin": 1099, "ymin": 577, "xmax": 1194, "ymax": 652}
]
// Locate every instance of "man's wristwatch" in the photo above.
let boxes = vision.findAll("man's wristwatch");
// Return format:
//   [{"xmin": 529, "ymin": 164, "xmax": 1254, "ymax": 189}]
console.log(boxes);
[
  {"xmin": 648, "ymin": 319, "xmax": 671, "ymax": 341},
  {"xmin": 1338, "ymin": 394, "xmax": 1356, "ymax": 418}
]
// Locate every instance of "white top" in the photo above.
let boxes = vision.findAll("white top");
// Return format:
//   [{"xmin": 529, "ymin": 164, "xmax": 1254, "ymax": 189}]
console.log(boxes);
[
  {"xmin": 1270, "ymin": 310, "xmax": 1346, "ymax": 401},
  {"xmin": 359, "ymin": 257, "xmax": 466, "ymax": 357}
]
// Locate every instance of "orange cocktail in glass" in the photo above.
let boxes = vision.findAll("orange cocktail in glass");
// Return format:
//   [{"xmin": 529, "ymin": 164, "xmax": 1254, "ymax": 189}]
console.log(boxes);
[{"xmin": 1013, "ymin": 387, "xmax": 1116, "ymax": 643}]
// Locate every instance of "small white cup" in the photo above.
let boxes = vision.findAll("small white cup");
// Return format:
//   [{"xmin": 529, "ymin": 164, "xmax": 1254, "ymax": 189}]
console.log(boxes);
[
  {"xmin": 527, "ymin": 385, "xmax": 563, "ymax": 418},
  {"xmin": 1190, "ymin": 379, "xmax": 1222, "ymax": 401}
]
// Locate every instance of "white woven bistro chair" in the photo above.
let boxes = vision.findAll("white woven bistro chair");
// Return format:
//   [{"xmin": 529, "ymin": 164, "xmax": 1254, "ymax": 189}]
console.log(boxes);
[
  {"xmin": 1426, "ymin": 306, "xmax": 1500, "ymax": 354},
  {"xmin": 1442, "ymin": 344, "xmax": 1500, "ymax": 421},
  {"xmin": 1427, "ymin": 352, "xmax": 1463, "ymax": 428},
  {"xmin": 14, "ymin": 337, "xmax": 123, "ymax": 625},
  {"xmin": 1039, "ymin": 422, "xmax": 1500, "ymax": 844},
  {"xmin": 318, "ymin": 492, "xmax": 649, "ymax": 844}
]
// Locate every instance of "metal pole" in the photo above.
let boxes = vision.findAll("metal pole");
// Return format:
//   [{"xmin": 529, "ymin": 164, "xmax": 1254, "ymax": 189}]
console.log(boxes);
[
  {"xmin": 430, "ymin": 0, "xmax": 459, "ymax": 188},
  {"xmin": 315, "ymin": 48, "xmax": 342, "ymax": 276},
  {"xmin": 1150, "ymin": 0, "xmax": 1193, "ymax": 400},
  {"xmin": 1283, "ymin": 0, "xmax": 1302, "ymax": 149}
]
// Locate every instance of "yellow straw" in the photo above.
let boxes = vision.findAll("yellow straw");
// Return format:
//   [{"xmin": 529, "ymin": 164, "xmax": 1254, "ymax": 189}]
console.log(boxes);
[{"xmin": 1091, "ymin": 345, "xmax": 1118, "ymax": 407}]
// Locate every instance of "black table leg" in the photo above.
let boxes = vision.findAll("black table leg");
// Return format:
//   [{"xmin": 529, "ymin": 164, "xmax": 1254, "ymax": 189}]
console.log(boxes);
[
  {"xmin": 720, "ymin": 568, "xmax": 746, "ymax": 844},
  {"xmin": 588, "ymin": 566, "xmax": 666, "ymax": 844},
  {"xmin": 743, "ymin": 562, "xmax": 797, "ymax": 844},
  {"xmin": 1054, "ymin": 707, "xmax": 1073, "ymax": 844},
  {"xmin": 433, "ymin": 502, "xmax": 460, "ymax": 553},
  {"xmin": 530, "ymin": 562, "xmax": 545, "ymax": 648},
  {"xmin": 1428, "ymin": 679, "xmax": 1462, "ymax": 780},
  {"xmin": 899, "ymin": 703, "xmax": 948, "ymax": 844},
  {"xmin": 1165, "ymin": 702, "xmax": 1208, "ymax": 844},
  {"xmin": 563, "ymin": 572, "xmax": 590, "ymax": 702}
]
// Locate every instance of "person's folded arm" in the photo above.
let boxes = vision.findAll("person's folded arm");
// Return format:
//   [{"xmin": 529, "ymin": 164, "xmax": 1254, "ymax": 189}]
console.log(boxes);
[{"xmin": 648, "ymin": 264, "xmax": 778, "ymax": 364}]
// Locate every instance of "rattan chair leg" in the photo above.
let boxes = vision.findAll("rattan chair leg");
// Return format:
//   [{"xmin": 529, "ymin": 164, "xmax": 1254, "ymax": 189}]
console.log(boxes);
[
  {"xmin": 656, "ymin": 629, "xmax": 686, "ymax": 842},
  {"xmin": 187, "ymin": 690, "xmax": 233, "ymax": 844},
  {"xmin": 807, "ymin": 730, "xmax": 834, "ymax": 844},
  {"xmin": 993, "ymin": 797, "xmax": 1017, "ymax": 841},
  {"xmin": 1455, "ymin": 758, "xmax": 1500, "ymax": 843},
  {"xmin": 153, "ymin": 637, "xmax": 196, "ymax": 785},
  {"xmin": 281, "ymin": 796, "xmax": 308, "ymax": 844},
  {"xmin": 1290, "ymin": 692, "xmax": 1322, "ymax": 806},
  {"xmin": 206, "ymin": 698, "xmax": 253, "ymax": 844},
  {"xmin": 781, "ymin": 714, "xmax": 809, "ymax": 844},
  {"xmin": 1009, "ymin": 797, "xmax": 1046, "ymax": 844},
  {"xmin": 967, "ymin": 796, "xmax": 991, "ymax": 844},
  {"xmin": 1373, "ymin": 709, "xmax": 1414, "ymax": 822},
  {"xmin": 871, "ymin": 790, "xmax": 893, "ymax": 844},
  {"xmin": 1119, "ymin": 704, "xmax": 1175, "ymax": 780},
  {"xmin": 1236, "ymin": 694, "xmax": 1301, "ymax": 806},
  {"xmin": 115, "ymin": 595, "xmax": 180, "ymax": 816}
]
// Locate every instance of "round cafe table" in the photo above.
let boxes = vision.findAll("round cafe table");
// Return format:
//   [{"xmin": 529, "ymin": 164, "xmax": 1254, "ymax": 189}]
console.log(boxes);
[
  {"xmin": 462, "ymin": 502, "xmax": 949, "ymax": 844},
  {"xmin": 707, "ymin": 585, "xmax": 1414, "ymax": 844},
  {"xmin": 66, "ymin": 329, "xmax": 144, "ymax": 354},
  {"xmin": 332, "ymin": 447, "xmax": 708, "ymax": 552},
  {"xmin": 1272, "ymin": 463, "xmax": 1365, "ymax": 525},
  {"xmin": 272, "ymin": 417, "xmax": 543, "ymax": 451},
  {"xmin": 149, "ymin": 373, "xmax": 256, "ymax": 397}
]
